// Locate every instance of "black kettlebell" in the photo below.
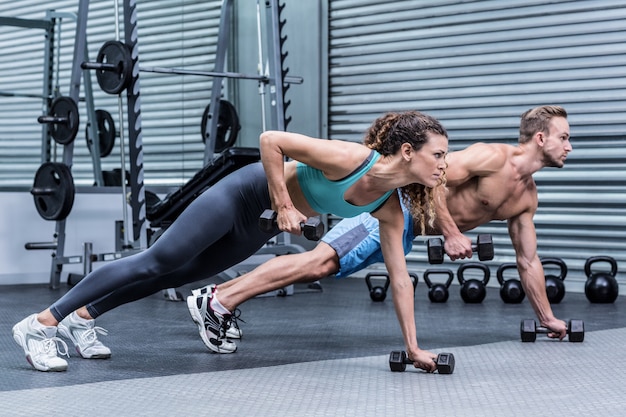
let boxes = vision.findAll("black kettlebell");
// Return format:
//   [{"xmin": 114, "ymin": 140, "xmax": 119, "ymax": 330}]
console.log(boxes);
[
  {"xmin": 496, "ymin": 262, "xmax": 525, "ymax": 304},
  {"xmin": 457, "ymin": 262, "xmax": 490, "ymax": 304},
  {"xmin": 365, "ymin": 272, "xmax": 418, "ymax": 302},
  {"xmin": 540, "ymin": 257, "xmax": 567, "ymax": 304},
  {"xmin": 423, "ymin": 269, "xmax": 454, "ymax": 303},
  {"xmin": 365, "ymin": 273, "xmax": 390, "ymax": 302},
  {"xmin": 584, "ymin": 256, "xmax": 619, "ymax": 303}
]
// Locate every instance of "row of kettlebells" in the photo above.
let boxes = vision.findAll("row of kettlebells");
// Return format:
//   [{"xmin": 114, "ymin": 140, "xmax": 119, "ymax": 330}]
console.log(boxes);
[
  {"xmin": 499, "ymin": 256, "xmax": 620, "ymax": 304},
  {"xmin": 365, "ymin": 256, "xmax": 619, "ymax": 304}
]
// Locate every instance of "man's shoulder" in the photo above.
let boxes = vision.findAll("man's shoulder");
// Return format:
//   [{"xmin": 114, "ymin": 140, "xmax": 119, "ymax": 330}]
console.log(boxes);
[{"xmin": 469, "ymin": 142, "xmax": 515, "ymax": 152}]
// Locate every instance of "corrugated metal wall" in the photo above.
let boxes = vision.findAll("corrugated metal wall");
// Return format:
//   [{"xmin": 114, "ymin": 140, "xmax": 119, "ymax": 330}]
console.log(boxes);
[
  {"xmin": 327, "ymin": 0, "xmax": 626, "ymax": 287},
  {"xmin": 0, "ymin": 0, "xmax": 222, "ymax": 188}
]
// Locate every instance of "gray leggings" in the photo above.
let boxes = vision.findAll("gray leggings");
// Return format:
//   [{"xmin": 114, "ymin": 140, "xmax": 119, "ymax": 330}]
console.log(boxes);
[{"xmin": 49, "ymin": 162, "xmax": 277, "ymax": 321}]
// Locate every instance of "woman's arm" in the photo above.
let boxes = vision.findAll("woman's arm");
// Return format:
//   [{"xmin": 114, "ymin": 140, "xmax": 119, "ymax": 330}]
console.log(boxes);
[
  {"xmin": 259, "ymin": 131, "xmax": 371, "ymax": 232},
  {"xmin": 374, "ymin": 195, "xmax": 439, "ymax": 372}
]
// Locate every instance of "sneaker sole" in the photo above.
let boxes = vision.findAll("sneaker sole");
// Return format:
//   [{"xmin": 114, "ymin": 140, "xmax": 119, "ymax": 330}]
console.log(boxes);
[
  {"xmin": 12, "ymin": 325, "xmax": 68, "ymax": 372},
  {"xmin": 57, "ymin": 324, "xmax": 112, "ymax": 360},
  {"xmin": 79, "ymin": 351, "xmax": 111, "ymax": 359},
  {"xmin": 186, "ymin": 296, "xmax": 237, "ymax": 354}
]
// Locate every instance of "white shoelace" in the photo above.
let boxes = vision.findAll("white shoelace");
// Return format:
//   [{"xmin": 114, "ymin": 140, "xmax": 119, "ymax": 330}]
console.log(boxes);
[
  {"xmin": 80, "ymin": 326, "xmax": 109, "ymax": 346},
  {"xmin": 43, "ymin": 336, "xmax": 70, "ymax": 358}
]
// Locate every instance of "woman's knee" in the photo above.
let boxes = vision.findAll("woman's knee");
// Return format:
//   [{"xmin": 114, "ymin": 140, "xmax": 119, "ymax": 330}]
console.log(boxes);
[{"xmin": 133, "ymin": 249, "xmax": 181, "ymax": 277}]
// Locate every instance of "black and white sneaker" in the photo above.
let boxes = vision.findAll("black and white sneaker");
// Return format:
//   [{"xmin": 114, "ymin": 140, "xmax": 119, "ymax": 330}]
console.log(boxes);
[
  {"xmin": 186, "ymin": 291, "xmax": 237, "ymax": 354},
  {"xmin": 190, "ymin": 284, "xmax": 243, "ymax": 339}
]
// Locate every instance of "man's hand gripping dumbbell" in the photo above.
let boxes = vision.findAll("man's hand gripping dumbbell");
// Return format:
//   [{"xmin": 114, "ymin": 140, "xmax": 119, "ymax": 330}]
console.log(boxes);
[
  {"xmin": 427, "ymin": 234, "xmax": 494, "ymax": 264},
  {"xmin": 258, "ymin": 209, "xmax": 324, "ymax": 241}
]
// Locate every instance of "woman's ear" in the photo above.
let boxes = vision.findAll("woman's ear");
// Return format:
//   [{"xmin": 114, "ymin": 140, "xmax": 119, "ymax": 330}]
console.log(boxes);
[{"xmin": 401, "ymin": 142, "xmax": 413, "ymax": 161}]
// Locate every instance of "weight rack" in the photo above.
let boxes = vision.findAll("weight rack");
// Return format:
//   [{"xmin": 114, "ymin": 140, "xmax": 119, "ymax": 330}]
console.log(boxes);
[{"xmin": 25, "ymin": 0, "xmax": 309, "ymax": 292}]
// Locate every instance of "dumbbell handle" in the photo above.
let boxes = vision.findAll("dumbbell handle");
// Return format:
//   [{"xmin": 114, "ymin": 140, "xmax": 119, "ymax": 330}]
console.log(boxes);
[
  {"xmin": 523, "ymin": 319, "xmax": 585, "ymax": 343},
  {"xmin": 428, "ymin": 234, "xmax": 494, "ymax": 263},
  {"xmin": 259, "ymin": 209, "xmax": 323, "ymax": 241},
  {"xmin": 535, "ymin": 325, "xmax": 573, "ymax": 335},
  {"xmin": 442, "ymin": 243, "xmax": 480, "ymax": 255},
  {"xmin": 260, "ymin": 212, "xmax": 309, "ymax": 232},
  {"xmin": 396, "ymin": 351, "xmax": 455, "ymax": 373}
]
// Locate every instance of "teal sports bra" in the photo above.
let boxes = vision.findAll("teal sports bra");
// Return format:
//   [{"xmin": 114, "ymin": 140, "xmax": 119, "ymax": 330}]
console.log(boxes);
[{"xmin": 296, "ymin": 150, "xmax": 394, "ymax": 218}]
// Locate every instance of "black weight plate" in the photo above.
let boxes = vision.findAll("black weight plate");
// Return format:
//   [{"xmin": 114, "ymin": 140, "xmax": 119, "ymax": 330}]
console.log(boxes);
[
  {"xmin": 86, "ymin": 109, "xmax": 116, "ymax": 157},
  {"xmin": 31, "ymin": 162, "xmax": 75, "ymax": 221},
  {"xmin": 96, "ymin": 40, "xmax": 132, "ymax": 95},
  {"xmin": 201, "ymin": 99, "xmax": 241, "ymax": 153},
  {"xmin": 49, "ymin": 96, "xmax": 79, "ymax": 145}
]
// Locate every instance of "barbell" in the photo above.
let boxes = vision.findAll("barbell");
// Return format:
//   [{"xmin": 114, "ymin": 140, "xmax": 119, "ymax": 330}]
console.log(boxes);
[{"xmin": 82, "ymin": 40, "xmax": 303, "ymax": 96}]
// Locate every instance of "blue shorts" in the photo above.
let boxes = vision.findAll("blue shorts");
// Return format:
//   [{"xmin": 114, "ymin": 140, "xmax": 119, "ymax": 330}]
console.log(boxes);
[{"xmin": 321, "ymin": 206, "xmax": 415, "ymax": 278}]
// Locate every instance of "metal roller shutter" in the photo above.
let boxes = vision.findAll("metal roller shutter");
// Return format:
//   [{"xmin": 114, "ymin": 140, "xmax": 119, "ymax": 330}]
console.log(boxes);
[
  {"xmin": 328, "ymin": 0, "xmax": 626, "ymax": 288},
  {"xmin": 0, "ymin": 0, "xmax": 223, "ymax": 188}
]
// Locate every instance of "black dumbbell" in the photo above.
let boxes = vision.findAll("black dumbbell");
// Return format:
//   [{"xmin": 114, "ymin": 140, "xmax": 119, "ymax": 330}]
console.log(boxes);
[
  {"xmin": 426, "ymin": 234, "xmax": 494, "ymax": 264},
  {"xmin": 258, "ymin": 209, "xmax": 324, "ymax": 241},
  {"xmin": 389, "ymin": 350, "xmax": 455, "ymax": 374},
  {"xmin": 520, "ymin": 319, "xmax": 584, "ymax": 343}
]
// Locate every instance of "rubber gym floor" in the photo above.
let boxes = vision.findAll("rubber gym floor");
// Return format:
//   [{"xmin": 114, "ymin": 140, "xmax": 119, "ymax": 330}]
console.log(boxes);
[{"xmin": 1, "ymin": 274, "xmax": 626, "ymax": 417}]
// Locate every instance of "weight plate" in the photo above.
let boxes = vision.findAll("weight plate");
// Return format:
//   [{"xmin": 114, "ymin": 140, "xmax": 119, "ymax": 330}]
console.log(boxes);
[
  {"xmin": 96, "ymin": 40, "xmax": 132, "ymax": 95},
  {"xmin": 31, "ymin": 162, "xmax": 75, "ymax": 221},
  {"xmin": 86, "ymin": 109, "xmax": 116, "ymax": 157},
  {"xmin": 201, "ymin": 99, "xmax": 241, "ymax": 152},
  {"xmin": 49, "ymin": 96, "xmax": 79, "ymax": 145}
]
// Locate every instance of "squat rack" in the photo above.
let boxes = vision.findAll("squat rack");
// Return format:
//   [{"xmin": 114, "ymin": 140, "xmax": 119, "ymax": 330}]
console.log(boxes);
[{"xmin": 23, "ymin": 0, "xmax": 298, "ymax": 289}]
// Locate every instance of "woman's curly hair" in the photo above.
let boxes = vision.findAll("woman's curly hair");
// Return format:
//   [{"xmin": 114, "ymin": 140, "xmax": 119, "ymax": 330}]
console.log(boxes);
[{"xmin": 363, "ymin": 111, "xmax": 448, "ymax": 234}]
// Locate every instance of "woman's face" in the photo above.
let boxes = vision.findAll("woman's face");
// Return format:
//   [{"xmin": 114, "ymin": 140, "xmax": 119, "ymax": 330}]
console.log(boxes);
[{"xmin": 406, "ymin": 133, "xmax": 448, "ymax": 187}]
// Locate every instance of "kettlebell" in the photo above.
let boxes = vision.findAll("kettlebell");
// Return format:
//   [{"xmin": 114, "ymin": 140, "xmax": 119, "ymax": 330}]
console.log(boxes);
[
  {"xmin": 496, "ymin": 262, "xmax": 525, "ymax": 304},
  {"xmin": 423, "ymin": 269, "xmax": 454, "ymax": 303},
  {"xmin": 365, "ymin": 273, "xmax": 390, "ymax": 302},
  {"xmin": 457, "ymin": 262, "xmax": 490, "ymax": 304},
  {"xmin": 584, "ymin": 256, "xmax": 619, "ymax": 303},
  {"xmin": 540, "ymin": 257, "xmax": 567, "ymax": 304},
  {"xmin": 365, "ymin": 272, "xmax": 418, "ymax": 302}
]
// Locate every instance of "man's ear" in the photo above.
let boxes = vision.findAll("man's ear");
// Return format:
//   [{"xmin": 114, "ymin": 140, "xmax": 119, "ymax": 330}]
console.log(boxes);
[{"xmin": 535, "ymin": 132, "xmax": 545, "ymax": 147}]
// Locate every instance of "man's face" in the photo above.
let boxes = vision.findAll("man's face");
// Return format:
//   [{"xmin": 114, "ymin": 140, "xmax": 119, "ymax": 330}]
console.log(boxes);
[{"xmin": 541, "ymin": 117, "xmax": 572, "ymax": 168}]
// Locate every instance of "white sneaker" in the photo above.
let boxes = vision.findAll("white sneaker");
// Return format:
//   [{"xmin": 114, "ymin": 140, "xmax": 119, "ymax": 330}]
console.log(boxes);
[
  {"xmin": 58, "ymin": 312, "xmax": 111, "ymax": 359},
  {"xmin": 190, "ymin": 284, "xmax": 242, "ymax": 339},
  {"xmin": 12, "ymin": 314, "xmax": 69, "ymax": 372}
]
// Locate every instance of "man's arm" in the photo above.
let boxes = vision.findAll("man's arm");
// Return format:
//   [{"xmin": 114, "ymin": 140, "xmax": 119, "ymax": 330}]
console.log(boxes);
[
  {"xmin": 432, "ymin": 184, "xmax": 471, "ymax": 259},
  {"xmin": 507, "ymin": 211, "xmax": 567, "ymax": 338},
  {"xmin": 434, "ymin": 143, "xmax": 503, "ymax": 258}
]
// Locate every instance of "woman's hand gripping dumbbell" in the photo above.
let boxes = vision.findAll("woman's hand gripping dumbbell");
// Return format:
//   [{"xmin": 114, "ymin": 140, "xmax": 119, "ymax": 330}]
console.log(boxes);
[{"xmin": 258, "ymin": 209, "xmax": 324, "ymax": 241}]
